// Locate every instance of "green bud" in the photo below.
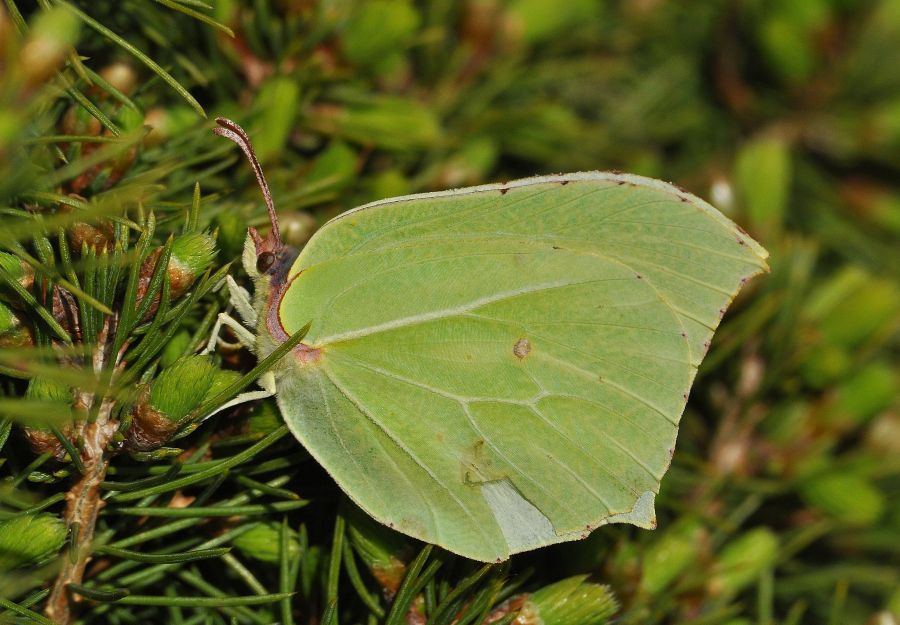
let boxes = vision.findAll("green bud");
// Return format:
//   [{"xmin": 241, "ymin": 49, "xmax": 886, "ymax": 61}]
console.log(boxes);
[
  {"xmin": 801, "ymin": 343, "xmax": 851, "ymax": 389},
  {"xmin": 128, "ymin": 356, "xmax": 218, "ymax": 450},
  {"xmin": 640, "ymin": 518, "xmax": 706, "ymax": 595},
  {"xmin": 308, "ymin": 97, "xmax": 441, "ymax": 151},
  {"xmin": 734, "ymin": 136, "xmax": 791, "ymax": 241},
  {"xmin": 306, "ymin": 141, "xmax": 358, "ymax": 193},
  {"xmin": 169, "ymin": 232, "xmax": 217, "ymax": 296},
  {"xmin": 0, "ymin": 301, "xmax": 31, "ymax": 348},
  {"xmin": 707, "ymin": 528, "xmax": 779, "ymax": 599},
  {"xmin": 0, "ymin": 513, "xmax": 67, "ymax": 570},
  {"xmin": 756, "ymin": 15, "xmax": 817, "ymax": 84},
  {"xmin": 367, "ymin": 170, "xmax": 410, "ymax": 204},
  {"xmin": 0, "ymin": 301, "xmax": 14, "ymax": 333},
  {"xmin": 20, "ymin": 7, "xmax": 81, "ymax": 88},
  {"xmin": 254, "ymin": 78, "xmax": 301, "ymax": 163},
  {"xmin": 803, "ymin": 266, "xmax": 900, "ymax": 351},
  {"xmin": 232, "ymin": 522, "xmax": 301, "ymax": 563},
  {"xmin": 518, "ymin": 575, "xmax": 618, "ymax": 625},
  {"xmin": 149, "ymin": 356, "xmax": 217, "ymax": 421},
  {"xmin": 340, "ymin": 0, "xmax": 420, "ymax": 68},
  {"xmin": 800, "ymin": 472, "xmax": 884, "ymax": 526},
  {"xmin": 25, "ymin": 377, "xmax": 73, "ymax": 404},
  {"xmin": 430, "ymin": 138, "xmax": 499, "ymax": 189},
  {"xmin": 143, "ymin": 106, "xmax": 198, "ymax": 147},
  {"xmin": 824, "ymin": 362, "xmax": 897, "ymax": 428},
  {"xmin": 160, "ymin": 330, "xmax": 192, "ymax": 369},
  {"xmin": 204, "ymin": 369, "xmax": 241, "ymax": 403},
  {"xmin": 0, "ymin": 251, "xmax": 32, "ymax": 291},
  {"xmin": 505, "ymin": 0, "xmax": 599, "ymax": 45},
  {"xmin": 21, "ymin": 377, "xmax": 75, "ymax": 457},
  {"xmin": 345, "ymin": 503, "xmax": 411, "ymax": 595}
]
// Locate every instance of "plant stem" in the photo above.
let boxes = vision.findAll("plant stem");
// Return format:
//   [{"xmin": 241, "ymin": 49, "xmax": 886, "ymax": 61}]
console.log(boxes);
[
  {"xmin": 46, "ymin": 319, "xmax": 120, "ymax": 624},
  {"xmin": 45, "ymin": 419, "xmax": 112, "ymax": 624}
]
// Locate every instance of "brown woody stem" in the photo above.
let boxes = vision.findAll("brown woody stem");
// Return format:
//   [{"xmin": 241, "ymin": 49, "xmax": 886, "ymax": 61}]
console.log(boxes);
[
  {"xmin": 46, "ymin": 319, "xmax": 120, "ymax": 624},
  {"xmin": 45, "ymin": 420, "xmax": 111, "ymax": 624}
]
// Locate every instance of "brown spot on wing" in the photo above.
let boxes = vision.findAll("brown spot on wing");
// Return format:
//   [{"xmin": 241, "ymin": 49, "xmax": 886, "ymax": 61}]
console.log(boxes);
[{"xmin": 513, "ymin": 338, "xmax": 531, "ymax": 359}]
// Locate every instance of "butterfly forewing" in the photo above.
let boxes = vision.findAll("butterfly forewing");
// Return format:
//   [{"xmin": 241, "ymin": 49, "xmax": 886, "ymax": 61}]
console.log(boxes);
[{"xmin": 270, "ymin": 172, "xmax": 767, "ymax": 561}]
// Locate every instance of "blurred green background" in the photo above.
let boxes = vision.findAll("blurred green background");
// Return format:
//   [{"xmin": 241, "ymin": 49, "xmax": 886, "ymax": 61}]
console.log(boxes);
[{"xmin": 0, "ymin": 1, "xmax": 898, "ymax": 624}]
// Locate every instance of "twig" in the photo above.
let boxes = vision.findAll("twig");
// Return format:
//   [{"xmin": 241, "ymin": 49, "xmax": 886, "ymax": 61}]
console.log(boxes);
[{"xmin": 46, "ymin": 320, "xmax": 120, "ymax": 625}]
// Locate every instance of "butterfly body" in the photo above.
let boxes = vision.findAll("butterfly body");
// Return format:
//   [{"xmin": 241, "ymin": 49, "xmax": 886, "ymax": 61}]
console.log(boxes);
[{"xmin": 214, "ymin": 119, "xmax": 768, "ymax": 562}]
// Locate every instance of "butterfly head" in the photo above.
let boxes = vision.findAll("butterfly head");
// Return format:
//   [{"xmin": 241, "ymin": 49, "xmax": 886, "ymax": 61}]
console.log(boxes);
[{"xmin": 214, "ymin": 117, "xmax": 291, "ymax": 281}]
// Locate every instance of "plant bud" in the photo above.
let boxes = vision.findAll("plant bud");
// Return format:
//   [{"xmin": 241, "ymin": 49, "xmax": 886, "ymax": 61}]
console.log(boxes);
[
  {"xmin": 0, "ymin": 300, "xmax": 32, "ymax": 348},
  {"xmin": 19, "ymin": 8, "xmax": 81, "ymax": 89},
  {"xmin": 232, "ymin": 522, "xmax": 301, "ymax": 563},
  {"xmin": 0, "ymin": 513, "xmax": 67, "ymax": 570},
  {"xmin": 799, "ymin": 471, "xmax": 884, "ymax": 526},
  {"xmin": 168, "ymin": 232, "xmax": 217, "ymax": 298},
  {"xmin": 160, "ymin": 330, "xmax": 192, "ymax": 369},
  {"xmin": 280, "ymin": 212, "xmax": 319, "ymax": 249},
  {"xmin": 707, "ymin": 528, "xmax": 778, "ymax": 599},
  {"xmin": 137, "ymin": 233, "xmax": 216, "ymax": 319},
  {"xmin": 99, "ymin": 62, "xmax": 139, "ymax": 97},
  {"xmin": 864, "ymin": 412, "xmax": 900, "ymax": 455},
  {"xmin": 204, "ymin": 369, "xmax": 241, "ymax": 403},
  {"xmin": 339, "ymin": 0, "xmax": 420, "ymax": 69},
  {"xmin": 126, "ymin": 356, "xmax": 217, "ymax": 450},
  {"xmin": 513, "ymin": 575, "xmax": 618, "ymax": 625},
  {"xmin": 21, "ymin": 377, "xmax": 74, "ymax": 459},
  {"xmin": 430, "ymin": 138, "xmax": 499, "ymax": 189},
  {"xmin": 734, "ymin": 135, "xmax": 791, "ymax": 241},
  {"xmin": 503, "ymin": 0, "xmax": 599, "ymax": 46},
  {"xmin": 143, "ymin": 106, "xmax": 196, "ymax": 147},
  {"xmin": 639, "ymin": 518, "xmax": 706, "ymax": 595},
  {"xmin": 367, "ymin": 170, "xmax": 410, "ymax": 204},
  {"xmin": 0, "ymin": 251, "xmax": 34, "ymax": 292},
  {"xmin": 803, "ymin": 267, "xmax": 900, "ymax": 353},
  {"xmin": 305, "ymin": 140, "xmax": 358, "ymax": 194},
  {"xmin": 822, "ymin": 361, "xmax": 897, "ymax": 429},
  {"xmin": 345, "ymin": 502, "xmax": 411, "ymax": 596},
  {"xmin": 307, "ymin": 97, "xmax": 441, "ymax": 151},
  {"xmin": 68, "ymin": 219, "xmax": 114, "ymax": 253},
  {"xmin": 253, "ymin": 77, "xmax": 300, "ymax": 163}
]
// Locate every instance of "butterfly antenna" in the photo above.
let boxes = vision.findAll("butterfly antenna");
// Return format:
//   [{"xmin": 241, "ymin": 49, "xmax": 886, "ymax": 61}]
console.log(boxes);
[{"xmin": 213, "ymin": 117, "xmax": 281, "ymax": 247}]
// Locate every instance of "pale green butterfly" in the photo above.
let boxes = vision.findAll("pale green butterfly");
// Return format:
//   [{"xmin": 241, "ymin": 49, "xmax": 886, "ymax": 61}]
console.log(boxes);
[{"xmin": 208, "ymin": 118, "xmax": 768, "ymax": 562}]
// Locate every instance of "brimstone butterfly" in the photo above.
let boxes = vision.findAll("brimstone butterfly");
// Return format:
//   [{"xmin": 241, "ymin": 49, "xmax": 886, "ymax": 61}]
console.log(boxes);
[{"xmin": 209, "ymin": 118, "xmax": 768, "ymax": 562}]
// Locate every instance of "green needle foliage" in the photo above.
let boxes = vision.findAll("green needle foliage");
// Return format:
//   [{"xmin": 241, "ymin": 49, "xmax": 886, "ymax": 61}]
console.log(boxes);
[{"xmin": 0, "ymin": 1, "xmax": 898, "ymax": 625}]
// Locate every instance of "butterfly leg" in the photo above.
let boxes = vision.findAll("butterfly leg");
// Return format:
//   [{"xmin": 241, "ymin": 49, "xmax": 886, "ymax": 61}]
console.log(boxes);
[
  {"xmin": 225, "ymin": 275, "xmax": 257, "ymax": 325},
  {"xmin": 197, "ymin": 371, "xmax": 277, "ymax": 422},
  {"xmin": 202, "ymin": 312, "xmax": 256, "ymax": 354}
]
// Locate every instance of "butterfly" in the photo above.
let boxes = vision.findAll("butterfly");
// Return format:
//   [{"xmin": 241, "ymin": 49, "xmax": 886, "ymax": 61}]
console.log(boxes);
[{"xmin": 207, "ymin": 117, "xmax": 768, "ymax": 562}]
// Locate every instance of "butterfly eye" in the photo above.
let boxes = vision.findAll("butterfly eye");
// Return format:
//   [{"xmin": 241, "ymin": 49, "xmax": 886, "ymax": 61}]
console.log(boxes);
[{"xmin": 256, "ymin": 252, "xmax": 276, "ymax": 273}]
